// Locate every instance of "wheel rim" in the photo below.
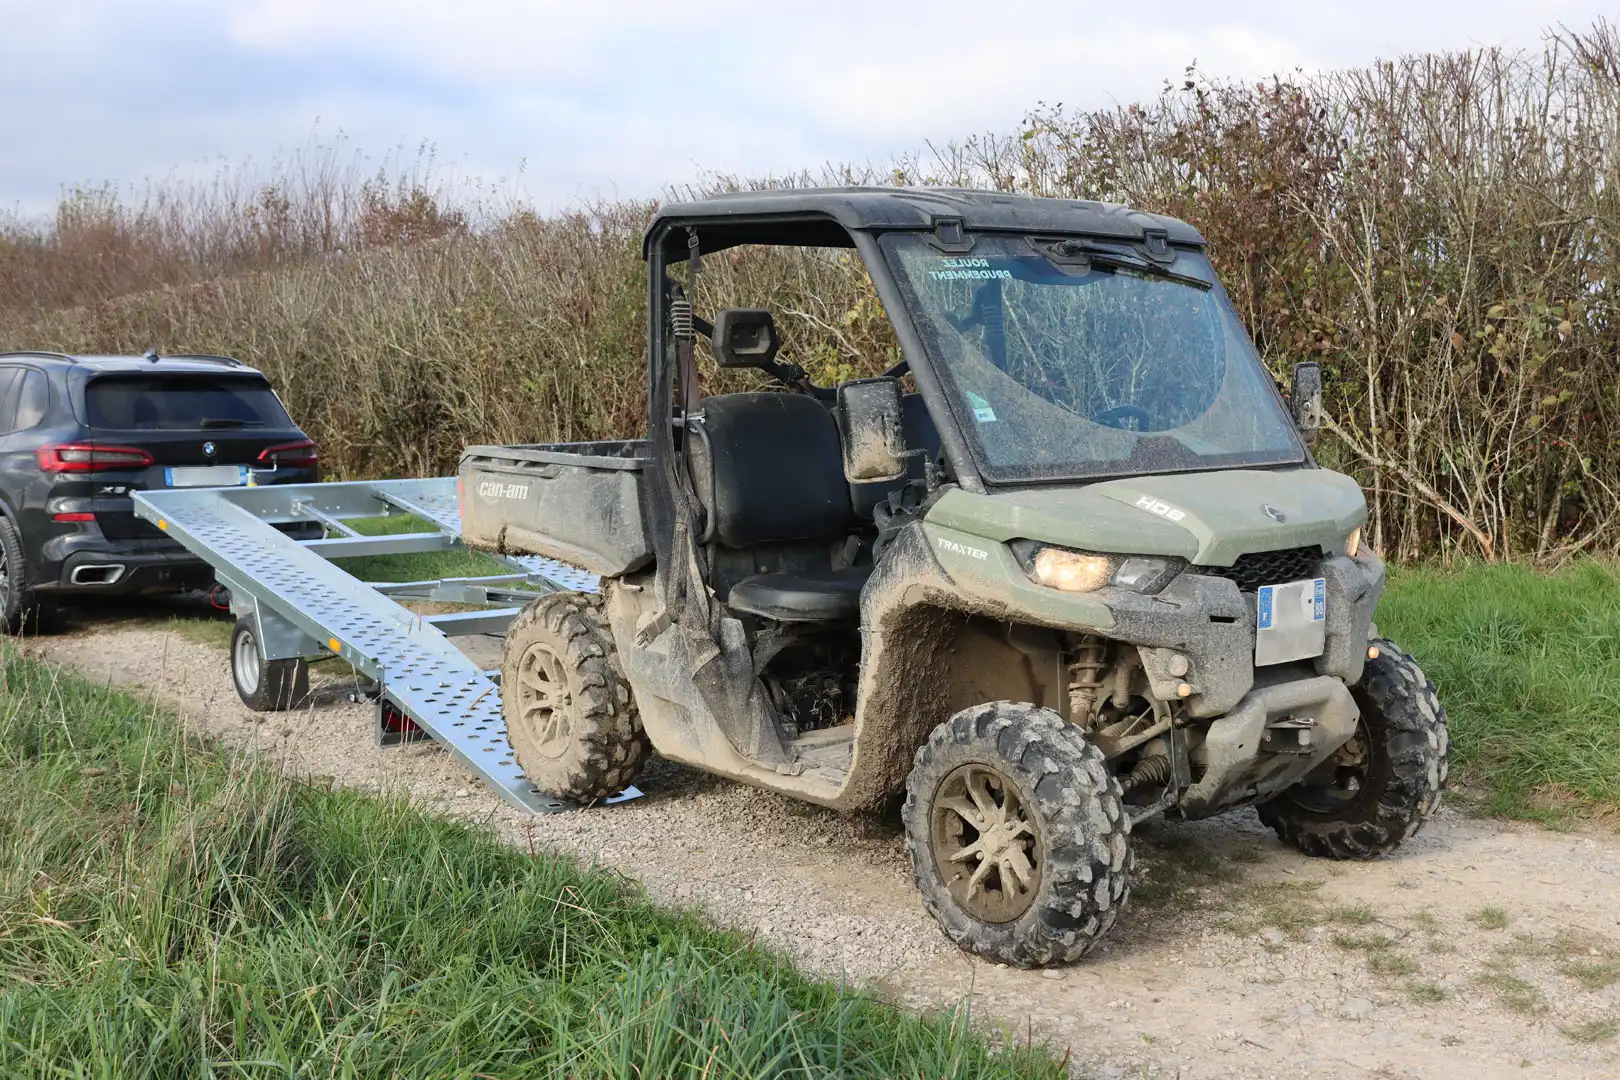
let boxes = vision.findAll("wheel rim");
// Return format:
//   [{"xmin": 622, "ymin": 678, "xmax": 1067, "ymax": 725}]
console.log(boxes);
[
  {"xmin": 930, "ymin": 763, "xmax": 1042, "ymax": 923},
  {"xmin": 0, "ymin": 545, "xmax": 10, "ymax": 614},
  {"xmin": 516, "ymin": 641, "xmax": 573, "ymax": 759},
  {"xmin": 234, "ymin": 628, "xmax": 262, "ymax": 696}
]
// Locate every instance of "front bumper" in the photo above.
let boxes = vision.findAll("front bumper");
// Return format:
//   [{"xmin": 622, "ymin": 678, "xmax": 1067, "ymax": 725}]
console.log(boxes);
[{"xmin": 1104, "ymin": 551, "xmax": 1385, "ymax": 718}]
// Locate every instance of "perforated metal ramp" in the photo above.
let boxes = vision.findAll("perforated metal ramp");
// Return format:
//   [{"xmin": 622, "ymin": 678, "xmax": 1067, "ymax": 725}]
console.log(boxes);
[{"xmin": 133, "ymin": 479, "xmax": 603, "ymax": 814}]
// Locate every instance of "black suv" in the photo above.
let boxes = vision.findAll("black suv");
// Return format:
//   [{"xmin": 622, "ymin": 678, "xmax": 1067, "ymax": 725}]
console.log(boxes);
[{"xmin": 0, "ymin": 351, "xmax": 320, "ymax": 632}]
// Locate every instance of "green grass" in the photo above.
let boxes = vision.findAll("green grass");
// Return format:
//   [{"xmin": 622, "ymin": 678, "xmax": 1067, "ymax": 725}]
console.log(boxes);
[
  {"xmin": 1378, "ymin": 559, "xmax": 1620, "ymax": 820},
  {"xmin": 331, "ymin": 512, "xmax": 508, "ymax": 584},
  {"xmin": 0, "ymin": 650, "xmax": 1065, "ymax": 1079}
]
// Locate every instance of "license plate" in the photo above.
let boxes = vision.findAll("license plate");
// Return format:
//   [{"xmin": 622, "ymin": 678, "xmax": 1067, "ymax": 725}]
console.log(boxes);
[
  {"xmin": 166, "ymin": 465, "xmax": 249, "ymax": 488},
  {"xmin": 1255, "ymin": 578, "xmax": 1327, "ymax": 666}
]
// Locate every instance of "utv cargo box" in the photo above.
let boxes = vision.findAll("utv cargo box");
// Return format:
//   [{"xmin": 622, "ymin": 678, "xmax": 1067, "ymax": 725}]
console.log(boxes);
[{"xmin": 458, "ymin": 441, "xmax": 651, "ymax": 576}]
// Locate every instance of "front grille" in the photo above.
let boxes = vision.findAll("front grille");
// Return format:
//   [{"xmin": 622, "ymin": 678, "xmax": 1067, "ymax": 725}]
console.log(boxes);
[{"xmin": 1195, "ymin": 546, "xmax": 1323, "ymax": 592}]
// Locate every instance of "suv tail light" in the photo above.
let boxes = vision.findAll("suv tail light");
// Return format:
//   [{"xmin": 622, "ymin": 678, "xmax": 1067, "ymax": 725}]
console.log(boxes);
[
  {"xmin": 257, "ymin": 440, "xmax": 320, "ymax": 467},
  {"xmin": 37, "ymin": 443, "xmax": 155, "ymax": 472}
]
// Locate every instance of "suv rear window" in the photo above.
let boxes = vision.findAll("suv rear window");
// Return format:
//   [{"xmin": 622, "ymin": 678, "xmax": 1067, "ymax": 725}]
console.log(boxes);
[{"xmin": 85, "ymin": 376, "xmax": 293, "ymax": 431}]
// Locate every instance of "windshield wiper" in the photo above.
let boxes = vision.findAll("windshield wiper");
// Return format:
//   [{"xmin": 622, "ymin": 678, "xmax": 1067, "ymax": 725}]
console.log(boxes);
[
  {"xmin": 1043, "ymin": 240, "xmax": 1212, "ymax": 291},
  {"xmin": 198, "ymin": 418, "xmax": 264, "ymax": 429}
]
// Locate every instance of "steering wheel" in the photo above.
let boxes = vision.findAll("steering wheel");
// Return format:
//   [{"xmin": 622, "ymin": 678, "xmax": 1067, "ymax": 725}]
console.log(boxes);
[{"xmin": 1092, "ymin": 403, "xmax": 1152, "ymax": 431}]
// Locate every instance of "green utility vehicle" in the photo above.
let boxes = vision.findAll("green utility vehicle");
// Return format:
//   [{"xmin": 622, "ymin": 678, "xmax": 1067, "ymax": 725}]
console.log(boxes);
[{"xmin": 460, "ymin": 188, "xmax": 1448, "ymax": 966}]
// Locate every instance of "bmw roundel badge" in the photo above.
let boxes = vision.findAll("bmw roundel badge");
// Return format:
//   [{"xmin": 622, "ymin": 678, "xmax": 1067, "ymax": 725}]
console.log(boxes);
[{"xmin": 202, "ymin": 441, "xmax": 217, "ymax": 457}]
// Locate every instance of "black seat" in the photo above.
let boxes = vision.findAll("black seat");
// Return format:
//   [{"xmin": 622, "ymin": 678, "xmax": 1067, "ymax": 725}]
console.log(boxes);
[
  {"xmin": 728, "ymin": 567, "xmax": 870, "ymax": 622},
  {"xmin": 693, "ymin": 392, "xmax": 866, "ymax": 622}
]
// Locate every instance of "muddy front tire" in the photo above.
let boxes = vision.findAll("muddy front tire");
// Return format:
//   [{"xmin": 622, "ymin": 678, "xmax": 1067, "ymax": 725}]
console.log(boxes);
[
  {"xmin": 903, "ymin": 702, "xmax": 1132, "ymax": 968},
  {"xmin": 502, "ymin": 592, "xmax": 648, "ymax": 802},
  {"xmin": 1258, "ymin": 638, "xmax": 1448, "ymax": 859}
]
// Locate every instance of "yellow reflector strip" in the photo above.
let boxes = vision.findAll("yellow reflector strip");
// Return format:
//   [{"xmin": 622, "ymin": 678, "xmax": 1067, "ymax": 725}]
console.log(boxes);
[
  {"xmin": 157, "ymin": 520, "xmax": 168, "ymax": 531},
  {"xmin": 328, "ymin": 638, "xmax": 342, "ymax": 653}
]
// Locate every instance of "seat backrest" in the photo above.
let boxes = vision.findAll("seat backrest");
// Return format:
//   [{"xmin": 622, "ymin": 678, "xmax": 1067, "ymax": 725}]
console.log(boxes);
[
  {"xmin": 850, "ymin": 392, "xmax": 942, "ymax": 519},
  {"xmin": 696, "ymin": 392, "xmax": 853, "ymax": 549}
]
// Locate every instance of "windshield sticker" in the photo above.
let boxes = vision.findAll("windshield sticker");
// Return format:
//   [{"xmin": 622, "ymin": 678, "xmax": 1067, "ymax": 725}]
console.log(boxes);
[
  {"xmin": 965, "ymin": 390, "xmax": 998, "ymax": 423},
  {"xmin": 929, "ymin": 257, "xmax": 1013, "ymax": 282}
]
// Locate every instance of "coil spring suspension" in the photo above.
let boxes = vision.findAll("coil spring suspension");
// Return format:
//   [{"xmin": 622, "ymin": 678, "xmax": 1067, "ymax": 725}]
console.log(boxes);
[{"xmin": 1067, "ymin": 634, "xmax": 1109, "ymax": 722}]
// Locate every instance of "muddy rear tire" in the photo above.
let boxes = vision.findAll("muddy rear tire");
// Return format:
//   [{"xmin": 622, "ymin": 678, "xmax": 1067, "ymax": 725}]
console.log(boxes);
[
  {"xmin": 1257, "ymin": 638, "xmax": 1448, "ymax": 859},
  {"xmin": 903, "ymin": 701, "xmax": 1132, "ymax": 968},
  {"xmin": 502, "ymin": 592, "xmax": 648, "ymax": 802}
]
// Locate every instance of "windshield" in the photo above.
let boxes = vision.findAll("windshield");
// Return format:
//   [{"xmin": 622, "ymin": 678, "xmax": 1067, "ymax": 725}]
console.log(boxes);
[
  {"xmin": 85, "ymin": 375, "xmax": 293, "ymax": 431},
  {"xmin": 881, "ymin": 233, "xmax": 1305, "ymax": 482}
]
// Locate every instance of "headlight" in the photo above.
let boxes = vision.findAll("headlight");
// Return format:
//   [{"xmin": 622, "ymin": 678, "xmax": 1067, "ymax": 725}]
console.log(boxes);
[
  {"xmin": 1032, "ymin": 548, "xmax": 1113, "ymax": 592},
  {"xmin": 1346, "ymin": 527, "xmax": 1362, "ymax": 558},
  {"xmin": 1012, "ymin": 541, "xmax": 1181, "ymax": 594}
]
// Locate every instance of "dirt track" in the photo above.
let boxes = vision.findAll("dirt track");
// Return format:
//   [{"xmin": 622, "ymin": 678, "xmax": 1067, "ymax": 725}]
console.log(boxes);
[{"xmin": 22, "ymin": 615, "xmax": 1620, "ymax": 1080}]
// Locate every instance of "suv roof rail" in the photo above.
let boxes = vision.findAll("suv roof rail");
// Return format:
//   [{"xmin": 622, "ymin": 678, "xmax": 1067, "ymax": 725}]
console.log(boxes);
[
  {"xmin": 160, "ymin": 352, "xmax": 247, "ymax": 367},
  {"xmin": 0, "ymin": 350, "xmax": 77, "ymax": 363}
]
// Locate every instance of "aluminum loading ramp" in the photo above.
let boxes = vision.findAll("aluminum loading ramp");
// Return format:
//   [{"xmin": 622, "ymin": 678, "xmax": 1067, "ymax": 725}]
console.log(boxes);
[{"xmin": 133, "ymin": 478, "xmax": 627, "ymax": 815}]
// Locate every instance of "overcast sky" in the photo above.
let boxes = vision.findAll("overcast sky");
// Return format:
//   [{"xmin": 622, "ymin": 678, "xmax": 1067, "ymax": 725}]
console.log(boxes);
[{"xmin": 0, "ymin": 1, "xmax": 1609, "ymax": 217}]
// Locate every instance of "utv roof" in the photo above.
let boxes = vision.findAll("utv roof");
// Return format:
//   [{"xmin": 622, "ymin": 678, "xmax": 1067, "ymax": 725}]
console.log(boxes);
[
  {"xmin": 645, "ymin": 186, "xmax": 1205, "ymax": 258},
  {"xmin": 0, "ymin": 351, "xmax": 266, "ymax": 377}
]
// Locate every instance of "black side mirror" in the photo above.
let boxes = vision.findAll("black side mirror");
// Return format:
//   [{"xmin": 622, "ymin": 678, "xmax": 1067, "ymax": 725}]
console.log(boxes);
[
  {"xmin": 1289, "ymin": 361, "xmax": 1323, "ymax": 443},
  {"xmin": 711, "ymin": 309, "xmax": 780, "ymax": 370},
  {"xmin": 837, "ymin": 377, "xmax": 907, "ymax": 483}
]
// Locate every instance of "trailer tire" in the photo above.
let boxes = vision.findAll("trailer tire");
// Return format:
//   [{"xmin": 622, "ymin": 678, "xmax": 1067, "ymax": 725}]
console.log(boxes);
[
  {"xmin": 502, "ymin": 592, "xmax": 648, "ymax": 801},
  {"xmin": 904, "ymin": 702, "xmax": 1132, "ymax": 968},
  {"xmin": 1257, "ymin": 638, "xmax": 1448, "ymax": 859},
  {"xmin": 231, "ymin": 616, "xmax": 310, "ymax": 712}
]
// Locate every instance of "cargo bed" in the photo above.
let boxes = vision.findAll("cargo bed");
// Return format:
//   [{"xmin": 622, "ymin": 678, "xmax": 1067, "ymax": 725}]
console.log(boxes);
[{"xmin": 458, "ymin": 440, "xmax": 652, "ymax": 575}]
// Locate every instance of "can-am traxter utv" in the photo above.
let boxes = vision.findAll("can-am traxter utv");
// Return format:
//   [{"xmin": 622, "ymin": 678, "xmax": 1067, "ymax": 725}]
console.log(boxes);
[{"xmin": 460, "ymin": 187, "xmax": 1449, "ymax": 966}]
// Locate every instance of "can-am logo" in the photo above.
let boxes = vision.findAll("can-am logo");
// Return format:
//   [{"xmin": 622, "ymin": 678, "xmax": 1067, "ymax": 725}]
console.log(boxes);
[
  {"xmin": 1135, "ymin": 495, "xmax": 1187, "ymax": 522},
  {"xmin": 477, "ymin": 481, "xmax": 529, "ymax": 500}
]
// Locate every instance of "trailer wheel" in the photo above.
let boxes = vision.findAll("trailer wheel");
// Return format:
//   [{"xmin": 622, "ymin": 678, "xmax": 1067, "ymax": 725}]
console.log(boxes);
[
  {"xmin": 231, "ymin": 616, "xmax": 310, "ymax": 711},
  {"xmin": 904, "ymin": 702, "xmax": 1132, "ymax": 967},
  {"xmin": 502, "ymin": 592, "xmax": 648, "ymax": 801}
]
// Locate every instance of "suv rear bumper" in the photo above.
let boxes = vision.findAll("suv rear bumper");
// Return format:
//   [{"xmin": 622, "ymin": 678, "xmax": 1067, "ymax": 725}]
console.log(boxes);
[{"xmin": 34, "ymin": 522, "xmax": 323, "ymax": 596}]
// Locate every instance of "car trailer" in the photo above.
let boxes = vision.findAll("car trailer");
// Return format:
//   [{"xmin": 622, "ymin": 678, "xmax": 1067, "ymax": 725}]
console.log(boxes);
[{"xmin": 132, "ymin": 478, "xmax": 637, "ymax": 814}]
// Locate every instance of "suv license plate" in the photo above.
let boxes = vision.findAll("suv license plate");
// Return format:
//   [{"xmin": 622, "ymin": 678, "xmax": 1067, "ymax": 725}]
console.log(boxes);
[
  {"xmin": 166, "ymin": 465, "xmax": 250, "ymax": 488},
  {"xmin": 1255, "ymin": 578, "xmax": 1327, "ymax": 666}
]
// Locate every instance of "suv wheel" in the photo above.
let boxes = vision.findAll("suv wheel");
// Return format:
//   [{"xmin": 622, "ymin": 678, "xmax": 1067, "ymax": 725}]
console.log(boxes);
[
  {"xmin": 501, "ymin": 592, "xmax": 648, "ymax": 801},
  {"xmin": 1257, "ymin": 638, "xmax": 1448, "ymax": 858},
  {"xmin": 0, "ymin": 517, "xmax": 55, "ymax": 636},
  {"xmin": 230, "ymin": 616, "xmax": 310, "ymax": 711},
  {"xmin": 904, "ymin": 701, "xmax": 1132, "ymax": 967}
]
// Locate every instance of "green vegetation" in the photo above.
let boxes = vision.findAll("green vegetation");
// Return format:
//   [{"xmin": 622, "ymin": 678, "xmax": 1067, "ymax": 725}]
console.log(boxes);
[
  {"xmin": 331, "ymin": 512, "xmax": 507, "ymax": 584},
  {"xmin": 1379, "ymin": 560, "xmax": 1620, "ymax": 820},
  {"xmin": 1477, "ymin": 971, "xmax": 1546, "ymax": 1015},
  {"xmin": 0, "ymin": 651, "xmax": 1063, "ymax": 1079}
]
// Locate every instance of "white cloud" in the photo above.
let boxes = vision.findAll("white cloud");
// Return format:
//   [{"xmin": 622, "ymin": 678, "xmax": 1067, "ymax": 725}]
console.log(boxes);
[{"xmin": 0, "ymin": 0, "xmax": 1612, "ymax": 215}]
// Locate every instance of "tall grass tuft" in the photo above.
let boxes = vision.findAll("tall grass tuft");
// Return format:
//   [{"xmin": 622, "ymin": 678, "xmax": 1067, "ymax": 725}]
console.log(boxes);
[{"xmin": 0, "ymin": 648, "xmax": 1066, "ymax": 1078}]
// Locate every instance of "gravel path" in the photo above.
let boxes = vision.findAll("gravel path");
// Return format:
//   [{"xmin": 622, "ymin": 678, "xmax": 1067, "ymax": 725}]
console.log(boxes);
[{"xmin": 22, "ymin": 616, "xmax": 1620, "ymax": 1080}]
